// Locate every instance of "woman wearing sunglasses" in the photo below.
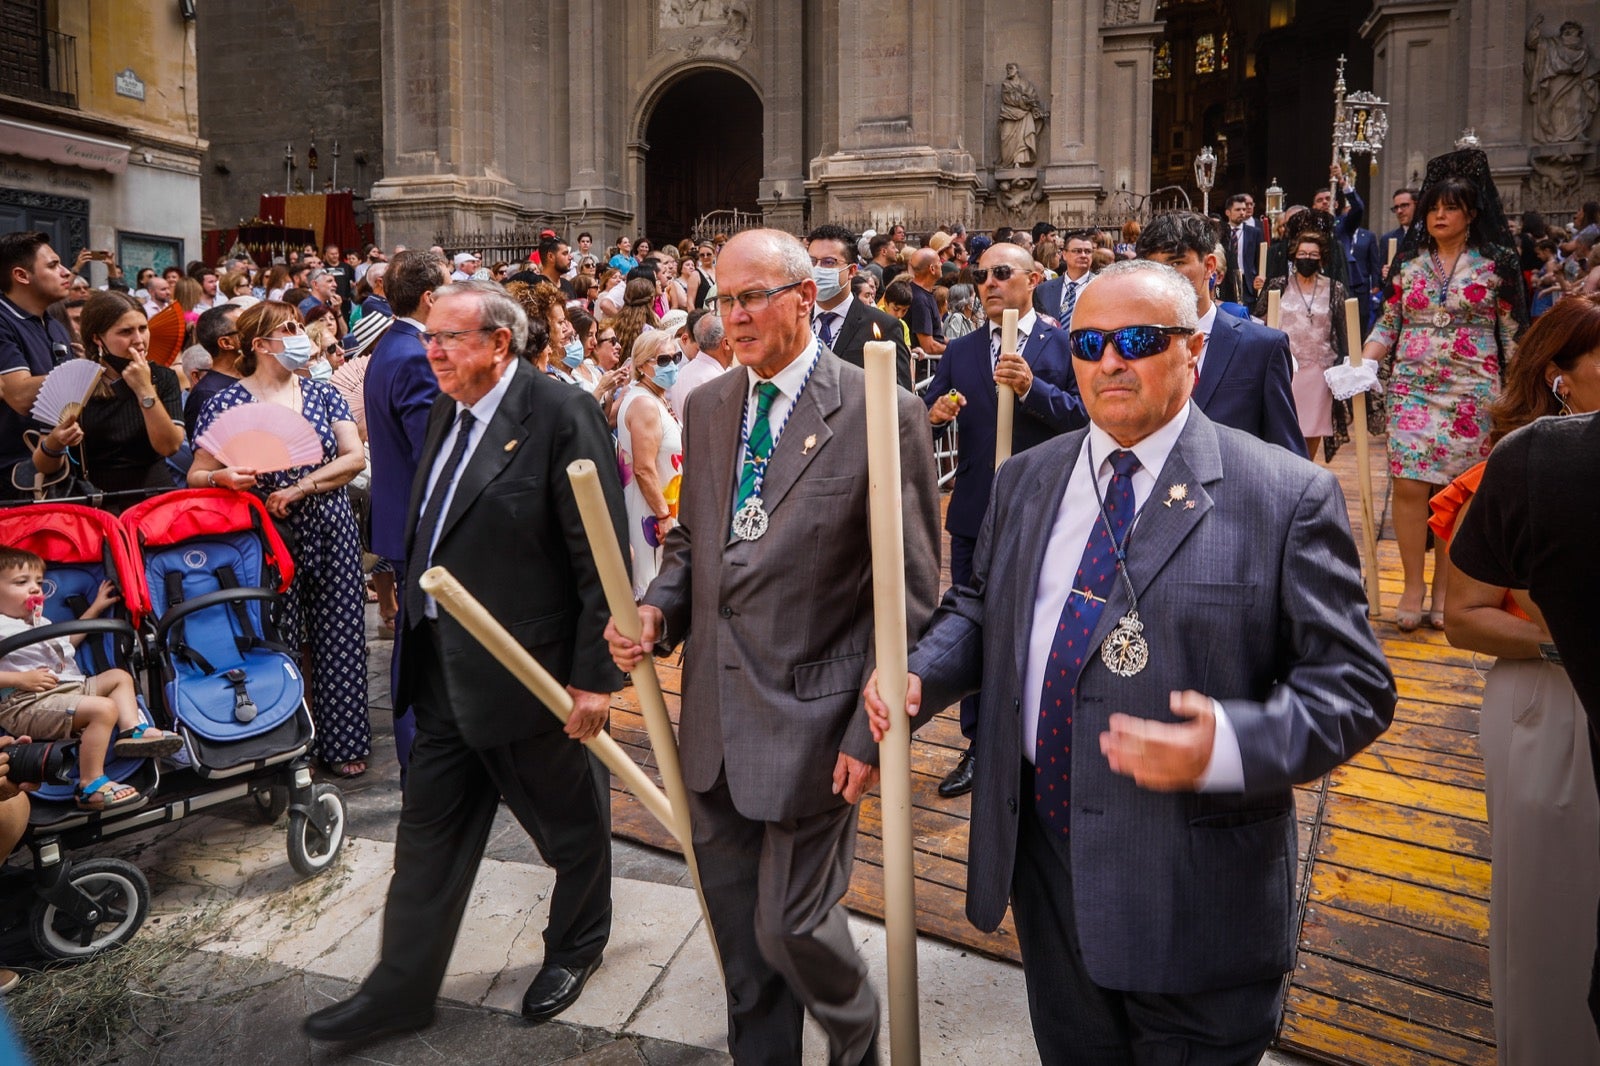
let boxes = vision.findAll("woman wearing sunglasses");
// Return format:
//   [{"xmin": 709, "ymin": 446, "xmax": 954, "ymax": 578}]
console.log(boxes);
[{"xmin": 615, "ymin": 328, "xmax": 683, "ymax": 596}]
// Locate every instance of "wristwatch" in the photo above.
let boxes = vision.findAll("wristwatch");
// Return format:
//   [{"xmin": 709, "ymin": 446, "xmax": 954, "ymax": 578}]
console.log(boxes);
[
  {"xmin": 1539, "ymin": 642, "xmax": 1564, "ymax": 665},
  {"xmin": 139, "ymin": 394, "xmax": 156, "ymax": 410}
]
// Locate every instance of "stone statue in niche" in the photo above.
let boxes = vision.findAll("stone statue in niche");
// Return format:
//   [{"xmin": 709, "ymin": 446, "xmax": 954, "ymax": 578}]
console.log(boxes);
[
  {"xmin": 662, "ymin": 0, "xmax": 750, "ymax": 60},
  {"xmin": 998, "ymin": 64, "xmax": 1048, "ymax": 169},
  {"xmin": 1103, "ymin": 0, "xmax": 1142, "ymax": 26},
  {"xmin": 1524, "ymin": 15, "xmax": 1599, "ymax": 144}
]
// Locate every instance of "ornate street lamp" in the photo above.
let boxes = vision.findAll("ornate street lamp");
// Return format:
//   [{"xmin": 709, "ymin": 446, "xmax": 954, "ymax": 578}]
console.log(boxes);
[
  {"xmin": 1265, "ymin": 177, "xmax": 1284, "ymax": 239},
  {"xmin": 1193, "ymin": 146, "xmax": 1217, "ymax": 216}
]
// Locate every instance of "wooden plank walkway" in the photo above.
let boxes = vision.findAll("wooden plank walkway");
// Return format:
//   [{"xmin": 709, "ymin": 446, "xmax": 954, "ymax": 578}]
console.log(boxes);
[{"xmin": 605, "ymin": 442, "xmax": 1495, "ymax": 1065}]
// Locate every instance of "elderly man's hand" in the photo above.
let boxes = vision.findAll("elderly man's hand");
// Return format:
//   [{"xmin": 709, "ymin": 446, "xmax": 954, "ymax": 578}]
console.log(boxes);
[
  {"xmin": 564, "ymin": 687, "xmax": 611, "ymax": 741},
  {"xmin": 1099, "ymin": 690, "xmax": 1217, "ymax": 792},
  {"xmin": 832, "ymin": 752, "xmax": 879, "ymax": 805}
]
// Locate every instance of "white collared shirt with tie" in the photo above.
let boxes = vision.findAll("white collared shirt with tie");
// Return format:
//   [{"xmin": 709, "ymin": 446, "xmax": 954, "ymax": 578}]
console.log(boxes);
[
  {"xmin": 811, "ymin": 295, "xmax": 853, "ymax": 349},
  {"xmin": 1058, "ymin": 272, "xmax": 1092, "ymax": 328},
  {"xmin": 1021, "ymin": 402, "xmax": 1244, "ymax": 790},
  {"xmin": 418, "ymin": 357, "xmax": 520, "ymax": 617}
]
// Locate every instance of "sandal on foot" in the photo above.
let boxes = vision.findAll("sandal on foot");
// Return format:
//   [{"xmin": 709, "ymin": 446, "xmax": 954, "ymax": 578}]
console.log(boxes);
[
  {"xmin": 75, "ymin": 775, "xmax": 146, "ymax": 813},
  {"xmin": 1395, "ymin": 609, "xmax": 1421, "ymax": 632},
  {"xmin": 326, "ymin": 760, "xmax": 366, "ymax": 779},
  {"xmin": 113, "ymin": 724, "xmax": 183, "ymax": 758},
  {"xmin": 1428, "ymin": 610, "xmax": 1446, "ymax": 630}
]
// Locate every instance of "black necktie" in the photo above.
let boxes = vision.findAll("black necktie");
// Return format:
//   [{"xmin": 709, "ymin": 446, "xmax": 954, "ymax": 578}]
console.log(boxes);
[
  {"xmin": 406, "ymin": 408, "xmax": 476, "ymax": 622},
  {"xmin": 815, "ymin": 312, "xmax": 839, "ymax": 347}
]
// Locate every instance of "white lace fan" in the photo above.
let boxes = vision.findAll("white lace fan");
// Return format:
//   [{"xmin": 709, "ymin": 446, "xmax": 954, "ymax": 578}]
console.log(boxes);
[
  {"xmin": 196, "ymin": 404, "xmax": 324, "ymax": 473},
  {"xmin": 30, "ymin": 360, "xmax": 103, "ymax": 427}
]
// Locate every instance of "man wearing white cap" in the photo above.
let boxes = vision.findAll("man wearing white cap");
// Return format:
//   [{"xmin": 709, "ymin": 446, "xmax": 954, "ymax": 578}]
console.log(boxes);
[{"xmin": 450, "ymin": 252, "xmax": 480, "ymax": 282}]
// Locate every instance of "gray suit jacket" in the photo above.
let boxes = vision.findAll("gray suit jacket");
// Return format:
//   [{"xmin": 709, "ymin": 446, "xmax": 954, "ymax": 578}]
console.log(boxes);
[
  {"xmin": 643, "ymin": 347, "xmax": 942, "ymax": 822},
  {"xmin": 906, "ymin": 406, "xmax": 1394, "ymax": 993}
]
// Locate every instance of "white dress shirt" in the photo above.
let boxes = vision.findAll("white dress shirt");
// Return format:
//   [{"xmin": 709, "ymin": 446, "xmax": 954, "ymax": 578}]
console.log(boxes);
[
  {"xmin": 812, "ymin": 294, "xmax": 854, "ymax": 347},
  {"xmin": 1058, "ymin": 271, "xmax": 1093, "ymax": 322},
  {"xmin": 739, "ymin": 338, "xmax": 821, "ymax": 477},
  {"xmin": 669, "ymin": 351, "xmax": 730, "ymax": 417},
  {"xmin": 987, "ymin": 308, "xmax": 1037, "ymax": 367},
  {"xmin": 1020, "ymin": 402, "xmax": 1244, "ymax": 790},
  {"xmin": 1192, "ymin": 303, "xmax": 1218, "ymax": 380},
  {"xmin": 419, "ymin": 357, "xmax": 520, "ymax": 617}
]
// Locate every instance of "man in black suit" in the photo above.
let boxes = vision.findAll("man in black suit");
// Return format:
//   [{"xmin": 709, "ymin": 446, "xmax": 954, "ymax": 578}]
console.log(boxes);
[
  {"xmin": 1379, "ymin": 187, "xmax": 1417, "ymax": 289},
  {"xmin": 1032, "ymin": 231, "xmax": 1097, "ymax": 325},
  {"xmin": 805, "ymin": 224, "xmax": 913, "ymax": 391},
  {"xmin": 1137, "ymin": 212, "xmax": 1306, "ymax": 457},
  {"xmin": 305, "ymin": 281, "xmax": 629, "ymax": 1044}
]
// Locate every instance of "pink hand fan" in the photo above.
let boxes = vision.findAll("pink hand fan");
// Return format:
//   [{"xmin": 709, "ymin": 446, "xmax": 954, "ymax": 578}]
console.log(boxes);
[
  {"xmin": 30, "ymin": 360, "xmax": 104, "ymax": 426},
  {"xmin": 330, "ymin": 356, "xmax": 367, "ymax": 431},
  {"xmin": 196, "ymin": 404, "xmax": 324, "ymax": 472}
]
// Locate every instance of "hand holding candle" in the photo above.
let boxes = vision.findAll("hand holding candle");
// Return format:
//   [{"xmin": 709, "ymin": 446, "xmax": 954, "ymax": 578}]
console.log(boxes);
[
  {"xmin": 994, "ymin": 308, "xmax": 1018, "ymax": 470},
  {"xmin": 1343, "ymin": 297, "xmax": 1381, "ymax": 616}
]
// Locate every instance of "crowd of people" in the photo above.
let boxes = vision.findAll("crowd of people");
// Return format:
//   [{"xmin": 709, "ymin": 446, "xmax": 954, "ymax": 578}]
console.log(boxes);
[{"xmin": 3, "ymin": 139, "xmax": 1600, "ymax": 1062}]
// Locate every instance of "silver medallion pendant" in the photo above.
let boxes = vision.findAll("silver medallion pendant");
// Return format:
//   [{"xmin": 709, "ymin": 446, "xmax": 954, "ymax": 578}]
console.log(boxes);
[
  {"xmin": 1100, "ymin": 611, "xmax": 1150, "ymax": 678},
  {"xmin": 732, "ymin": 496, "xmax": 770, "ymax": 541},
  {"xmin": 1431, "ymin": 309, "xmax": 1451, "ymax": 329}
]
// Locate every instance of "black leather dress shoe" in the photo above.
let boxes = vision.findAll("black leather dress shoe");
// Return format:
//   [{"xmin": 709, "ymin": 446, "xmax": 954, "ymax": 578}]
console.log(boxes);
[
  {"xmin": 521, "ymin": 956, "xmax": 602, "ymax": 1023},
  {"xmin": 937, "ymin": 745, "xmax": 976, "ymax": 798},
  {"xmin": 303, "ymin": 991, "xmax": 434, "ymax": 1043}
]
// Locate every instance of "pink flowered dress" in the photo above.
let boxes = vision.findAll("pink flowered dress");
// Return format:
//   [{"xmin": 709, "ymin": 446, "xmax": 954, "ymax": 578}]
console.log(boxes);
[{"xmin": 1369, "ymin": 250, "xmax": 1516, "ymax": 484}]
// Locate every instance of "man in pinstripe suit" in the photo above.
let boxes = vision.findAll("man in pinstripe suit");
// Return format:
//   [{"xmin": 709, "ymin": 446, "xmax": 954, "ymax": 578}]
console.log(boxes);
[{"xmin": 867, "ymin": 260, "xmax": 1395, "ymax": 1063}]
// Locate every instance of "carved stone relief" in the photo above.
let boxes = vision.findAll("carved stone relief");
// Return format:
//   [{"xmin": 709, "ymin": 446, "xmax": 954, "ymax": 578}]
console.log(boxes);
[
  {"xmin": 660, "ymin": 0, "xmax": 751, "ymax": 61},
  {"xmin": 1103, "ymin": 0, "xmax": 1142, "ymax": 27}
]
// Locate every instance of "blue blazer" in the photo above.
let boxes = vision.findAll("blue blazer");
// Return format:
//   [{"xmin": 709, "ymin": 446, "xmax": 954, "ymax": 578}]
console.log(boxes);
[
  {"xmin": 925, "ymin": 316, "xmax": 1086, "ymax": 539},
  {"xmin": 906, "ymin": 408, "xmax": 1394, "ymax": 991},
  {"xmin": 1195, "ymin": 312, "xmax": 1307, "ymax": 458},
  {"xmin": 1339, "ymin": 228, "xmax": 1384, "ymax": 296},
  {"xmin": 363, "ymin": 318, "xmax": 440, "ymax": 562},
  {"xmin": 1030, "ymin": 273, "xmax": 1095, "ymax": 324},
  {"xmin": 1223, "ymin": 224, "xmax": 1264, "ymax": 305}
]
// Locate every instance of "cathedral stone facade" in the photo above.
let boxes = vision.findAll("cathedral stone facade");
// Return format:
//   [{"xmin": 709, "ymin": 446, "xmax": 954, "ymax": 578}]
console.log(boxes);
[{"xmin": 197, "ymin": 0, "xmax": 1600, "ymax": 251}]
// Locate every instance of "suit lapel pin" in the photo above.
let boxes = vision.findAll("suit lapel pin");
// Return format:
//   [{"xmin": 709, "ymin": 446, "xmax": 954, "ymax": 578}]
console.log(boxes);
[
  {"xmin": 504, "ymin": 439, "xmax": 518, "ymax": 452},
  {"xmin": 1184, "ymin": 500, "xmax": 1196, "ymax": 510},
  {"xmin": 802, "ymin": 434, "xmax": 817, "ymax": 455},
  {"xmin": 1163, "ymin": 483, "xmax": 1188, "ymax": 508}
]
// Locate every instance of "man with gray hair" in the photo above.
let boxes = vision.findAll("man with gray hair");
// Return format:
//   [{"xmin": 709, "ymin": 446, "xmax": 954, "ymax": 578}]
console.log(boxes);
[
  {"xmin": 867, "ymin": 259, "xmax": 1394, "ymax": 1063},
  {"xmin": 606, "ymin": 228, "xmax": 941, "ymax": 1065},
  {"xmin": 361, "ymin": 260, "xmax": 392, "ymax": 319},
  {"xmin": 667, "ymin": 308, "xmax": 731, "ymax": 421},
  {"xmin": 306, "ymin": 280, "xmax": 630, "ymax": 1044}
]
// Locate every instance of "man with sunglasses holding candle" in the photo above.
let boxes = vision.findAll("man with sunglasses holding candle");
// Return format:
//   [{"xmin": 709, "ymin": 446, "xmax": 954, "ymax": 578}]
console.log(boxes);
[
  {"xmin": 866, "ymin": 259, "xmax": 1393, "ymax": 1064},
  {"xmin": 923, "ymin": 240, "xmax": 1085, "ymax": 798}
]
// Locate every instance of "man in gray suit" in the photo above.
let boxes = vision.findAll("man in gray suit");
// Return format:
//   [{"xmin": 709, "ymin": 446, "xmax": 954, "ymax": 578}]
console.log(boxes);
[
  {"xmin": 866, "ymin": 260, "xmax": 1394, "ymax": 1063},
  {"xmin": 607, "ymin": 229, "xmax": 940, "ymax": 1066}
]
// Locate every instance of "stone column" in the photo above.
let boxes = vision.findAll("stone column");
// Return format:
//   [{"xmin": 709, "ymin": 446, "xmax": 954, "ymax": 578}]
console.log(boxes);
[
  {"xmin": 1360, "ymin": 1, "xmax": 1462, "ymax": 208},
  {"xmin": 759, "ymin": 0, "xmax": 807, "ymax": 232},
  {"xmin": 1097, "ymin": 18, "xmax": 1163, "ymax": 206},
  {"xmin": 565, "ymin": 0, "xmax": 631, "ymax": 244},
  {"xmin": 369, "ymin": 0, "xmax": 526, "ymax": 247},
  {"xmin": 1044, "ymin": 0, "xmax": 1110, "ymax": 216},
  {"xmin": 808, "ymin": 0, "xmax": 976, "ymax": 225}
]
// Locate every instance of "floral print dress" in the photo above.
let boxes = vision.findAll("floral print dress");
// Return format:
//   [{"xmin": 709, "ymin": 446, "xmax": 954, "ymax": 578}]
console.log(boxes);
[{"xmin": 1369, "ymin": 250, "xmax": 1517, "ymax": 485}]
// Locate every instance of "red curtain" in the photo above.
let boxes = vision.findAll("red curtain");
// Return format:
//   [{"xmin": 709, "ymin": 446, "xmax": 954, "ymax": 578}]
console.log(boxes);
[{"xmin": 258, "ymin": 192, "xmax": 359, "ymax": 253}]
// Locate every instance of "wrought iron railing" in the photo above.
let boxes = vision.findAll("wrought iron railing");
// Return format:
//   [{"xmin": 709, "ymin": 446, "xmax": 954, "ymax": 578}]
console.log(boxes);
[{"xmin": 0, "ymin": 26, "xmax": 77, "ymax": 108}]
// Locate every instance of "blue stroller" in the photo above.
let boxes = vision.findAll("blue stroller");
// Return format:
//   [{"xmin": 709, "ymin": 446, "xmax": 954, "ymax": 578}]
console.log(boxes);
[{"xmin": 0, "ymin": 491, "xmax": 347, "ymax": 961}]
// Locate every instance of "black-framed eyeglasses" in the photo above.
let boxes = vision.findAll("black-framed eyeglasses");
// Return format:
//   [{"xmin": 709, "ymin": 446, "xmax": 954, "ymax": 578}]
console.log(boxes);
[
  {"xmin": 713, "ymin": 280, "xmax": 805, "ymax": 315},
  {"xmin": 809, "ymin": 256, "xmax": 848, "ymax": 269},
  {"xmin": 1069, "ymin": 325, "xmax": 1195, "ymax": 362},
  {"xmin": 421, "ymin": 326, "xmax": 497, "ymax": 349},
  {"xmin": 654, "ymin": 350, "xmax": 685, "ymax": 368},
  {"xmin": 970, "ymin": 264, "xmax": 1022, "ymax": 285},
  {"xmin": 596, "ymin": 334, "xmax": 618, "ymax": 346}
]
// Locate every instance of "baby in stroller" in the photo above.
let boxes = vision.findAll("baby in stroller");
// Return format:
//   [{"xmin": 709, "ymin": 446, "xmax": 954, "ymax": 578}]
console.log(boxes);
[{"xmin": 0, "ymin": 547, "xmax": 181, "ymax": 811}]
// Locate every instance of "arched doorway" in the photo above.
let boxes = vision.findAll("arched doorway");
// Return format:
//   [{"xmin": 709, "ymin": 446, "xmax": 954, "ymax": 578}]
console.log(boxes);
[{"xmin": 643, "ymin": 69, "xmax": 762, "ymax": 243}]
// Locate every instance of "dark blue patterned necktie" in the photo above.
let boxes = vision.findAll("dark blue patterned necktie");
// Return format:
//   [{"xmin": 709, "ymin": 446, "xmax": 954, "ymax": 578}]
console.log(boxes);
[
  {"xmin": 1060, "ymin": 279, "xmax": 1081, "ymax": 327},
  {"xmin": 1034, "ymin": 448, "xmax": 1141, "ymax": 837}
]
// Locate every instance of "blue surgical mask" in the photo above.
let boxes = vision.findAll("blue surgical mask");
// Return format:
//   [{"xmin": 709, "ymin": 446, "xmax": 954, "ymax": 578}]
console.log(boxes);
[
  {"xmin": 309, "ymin": 358, "xmax": 333, "ymax": 382},
  {"xmin": 652, "ymin": 361, "xmax": 681, "ymax": 390},
  {"xmin": 563, "ymin": 339, "xmax": 586, "ymax": 368},
  {"xmin": 272, "ymin": 332, "xmax": 313, "ymax": 371},
  {"xmin": 812, "ymin": 265, "xmax": 845, "ymax": 302}
]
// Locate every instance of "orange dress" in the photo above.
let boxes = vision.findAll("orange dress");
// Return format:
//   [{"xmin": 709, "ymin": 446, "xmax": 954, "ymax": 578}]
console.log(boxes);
[{"xmin": 1428, "ymin": 461, "xmax": 1529, "ymax": 620}]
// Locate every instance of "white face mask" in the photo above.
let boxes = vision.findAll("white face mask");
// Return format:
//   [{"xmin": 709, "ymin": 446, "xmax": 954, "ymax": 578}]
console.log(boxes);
[
  {"xmin": 309, "ymin": 357, "xmax": 333, "ymax": 382},
  {"xmin": 812, "ymin": 265, "xmax": 845, "ymax": 302},
  {"xmin": 271, "ymin": 332, "xmax": 313, "ymax": 371}
]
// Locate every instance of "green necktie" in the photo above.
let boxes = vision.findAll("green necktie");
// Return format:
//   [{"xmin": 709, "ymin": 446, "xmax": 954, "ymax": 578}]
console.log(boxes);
[{"xmin": 735, "ymin": 382, "xmax": 780, "ymax": 513}]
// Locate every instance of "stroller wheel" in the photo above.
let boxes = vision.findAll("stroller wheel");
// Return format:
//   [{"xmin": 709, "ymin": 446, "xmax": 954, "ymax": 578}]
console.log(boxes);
[
  {"xmin": 253, "ymin": 785, "xmax": 290, "ymax": 824},
  {"xmin": 30, "ymin": 858, "xmax": 150, "ymax": 960},
  {"xmin": 287, "ymin": 784, "xmax": 347, "ymax": 877}
]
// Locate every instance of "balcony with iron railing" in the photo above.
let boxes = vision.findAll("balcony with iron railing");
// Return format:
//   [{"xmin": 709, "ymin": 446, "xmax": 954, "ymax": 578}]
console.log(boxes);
[{"xmin": 0, "ymin": 27, "xmax": 79, "ymax": 109}]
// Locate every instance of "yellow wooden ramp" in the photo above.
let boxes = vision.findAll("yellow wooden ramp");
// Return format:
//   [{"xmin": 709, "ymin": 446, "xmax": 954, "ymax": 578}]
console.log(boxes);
[{"xmin": 606, "ymin": 444, "xmax": 1496, "ymax": 1065}]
